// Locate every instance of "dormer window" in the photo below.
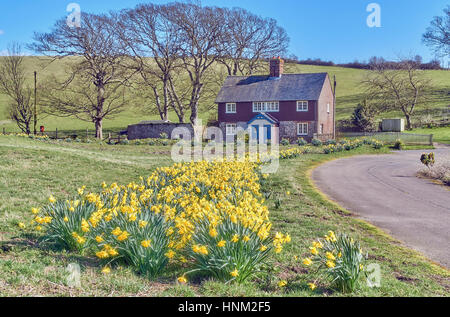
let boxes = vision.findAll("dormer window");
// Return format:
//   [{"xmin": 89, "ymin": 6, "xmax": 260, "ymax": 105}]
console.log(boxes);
[
  {"xmin": 297, "ymin": 101, "xmax": 308, "ymax": 112},
  {"xmin": 226, "ymin": 103, "xmax": 236, "ymax": 113}
]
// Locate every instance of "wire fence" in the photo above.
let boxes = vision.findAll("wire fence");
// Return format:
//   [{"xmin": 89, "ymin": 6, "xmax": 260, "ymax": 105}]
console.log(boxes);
[{"xmin": 340, "ymin": 132, "xmax": 434, "ymax": 145}]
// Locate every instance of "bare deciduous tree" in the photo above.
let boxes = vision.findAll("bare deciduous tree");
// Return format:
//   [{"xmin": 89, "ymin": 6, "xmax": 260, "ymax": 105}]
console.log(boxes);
[
  {"xmin": 29, "ymin": 13, "xmax": 134, "ymax": 139},
  {"xmin": 168, "ymin": 3, "xmax": 227, "ymax": 125},
  {"xmin": 423, "ymin": 6, "xmax": 450, "ymax": 59},
  {"xmin": 0, "ymin": 43, "xmax": 34, "ymax": 134},
  {"xmin": 362, "ymin": 60, "xmax": 431, "ymax": 130},
  {"xmin": 219, "ymin": 8, "xmax": 289, "ymax": 76},
  {"xmin": 117, "ymin": 4, "xmax": 183, "ymax": 122},
  {"xmin": 217, "ymin": 8, "xmax": 289, "ymax": 76}
]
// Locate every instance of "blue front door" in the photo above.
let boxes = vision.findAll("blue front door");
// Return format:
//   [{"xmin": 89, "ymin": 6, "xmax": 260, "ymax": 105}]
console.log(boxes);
[{"xmin": 252, "ymin": 125, "xmax": 272, "ymax": 142}]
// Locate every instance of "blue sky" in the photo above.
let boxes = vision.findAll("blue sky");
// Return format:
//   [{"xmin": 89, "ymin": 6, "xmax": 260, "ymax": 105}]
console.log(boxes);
[{"xmin": 0, "ymin": 0, "xmax": 448, "ymax": 63}]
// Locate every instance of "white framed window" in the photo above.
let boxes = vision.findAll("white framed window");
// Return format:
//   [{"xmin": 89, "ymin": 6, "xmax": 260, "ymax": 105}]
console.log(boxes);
[
  {"xmin": 252, "ymin": 101, "xmax": 279, "ymax": 112},
  {"xmin": 327, "ymin": 103, "xmax": 330, "ymax": 113},
  {"xmin": 226, "ymin": 123, "xmax": 237, "ymax": 135},
  {"xmin": 296, "ymin": 101, "xmax": 308, "ymax": 112},
  {"xmin": 297, "ymin": 123, "xmax": 309, "ymax": 136},
  {"xmin": 226, "ymin": 103, "xmax": 236, "ymax": 113}
]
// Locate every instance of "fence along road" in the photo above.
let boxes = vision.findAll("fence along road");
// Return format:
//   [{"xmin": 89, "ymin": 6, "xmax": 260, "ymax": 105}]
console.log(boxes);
[
  {"xmin": 341, "ymin": 132, "xmax": 434, "ymax": 146},
  {"xmin": 312, "ymin": 147, "xmax": 450, "ymax": 268}
]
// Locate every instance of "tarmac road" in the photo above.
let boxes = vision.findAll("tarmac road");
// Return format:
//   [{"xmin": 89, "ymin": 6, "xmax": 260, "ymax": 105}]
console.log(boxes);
[{"xmin": 312, "ymin": 147, "xmax": 450, "ymax": 268}]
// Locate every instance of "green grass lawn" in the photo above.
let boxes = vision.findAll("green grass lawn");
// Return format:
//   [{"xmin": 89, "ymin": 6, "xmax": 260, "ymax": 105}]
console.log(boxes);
[
  {"xmin": 0, "ymin": 57, "xmax": 449, "ymax": 135},
  {"xmin": 0, "ymin": 135, "xmax": 448, "ymax": 296},
  {"xmin": 406, "ymin": 126, "xmax": 450, "ymax": 144}
]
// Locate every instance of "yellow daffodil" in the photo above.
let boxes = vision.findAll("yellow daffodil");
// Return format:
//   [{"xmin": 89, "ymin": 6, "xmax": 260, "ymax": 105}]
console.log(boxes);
[
  {"xmin": 111, "ymin": 227, "xmax": 122, "ymax": 236},
  {"xmin": 310, "ymin": 247, "xmax": 319, "ymax": 255},
  {"xmin": 217, "ymin": 240, "xmax": 226, "ymax": 248},
  {"xmin": 117, "ymin": 231, "xmax": 129, "ymax": 241},
  {"xmin": 165, "ymin": 250, "xmax": 175, "ymax": 259},
  {"xmin": 303, "ymin": 258, "xmax": 313, "ymax": 266},
  {"xmin": 326, "ymin": 252, "xmax": 336, "ymax": 261},
  {"xmin": 278, "ymin": 280, "xmax": 287, "ymax": 288}
]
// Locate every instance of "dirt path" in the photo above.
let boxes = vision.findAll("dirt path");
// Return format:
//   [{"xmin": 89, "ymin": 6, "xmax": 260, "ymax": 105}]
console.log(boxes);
[{"xmin": 312, "ymin": 147, "xmax": 450, "ymax": 268}]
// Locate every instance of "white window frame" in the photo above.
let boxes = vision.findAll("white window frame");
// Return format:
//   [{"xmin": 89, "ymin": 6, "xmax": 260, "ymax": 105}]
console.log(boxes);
[
  {"xmin": 297, "ymin": 123, "xmax": 309, "ymax": 136},
  {"xmin": 252, "ymin": 101, "xmax": 279, "ymax": 113},
  {"xmin": 226, "ymin": 123, "xmax": 237, "ymax": 135},
  {"xmin": 296, "ymin": 101, "xmax": 308, "ymax": 112},
  {"xmin": 226, "ymin": 103, "xmax": 236, "ymax": 114}
]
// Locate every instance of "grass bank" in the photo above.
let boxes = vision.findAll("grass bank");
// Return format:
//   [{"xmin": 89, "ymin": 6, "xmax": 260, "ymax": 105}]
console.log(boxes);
[{"xmin": 0, "ymin": 136, "xmax": 448, "ymax": 296}]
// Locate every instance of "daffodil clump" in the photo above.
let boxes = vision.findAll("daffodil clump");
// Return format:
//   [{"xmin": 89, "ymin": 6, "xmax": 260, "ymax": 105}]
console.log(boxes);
[
  {"xmin": 0, "ymin": 132, "xmax": 50, "ymax": 141},
  {"xmin": 32, "ymin": 193, "xmax": 96, "ymax": 252},
  {"xmin": 29, "ymin": 160, "xmax": 289, "ymax": 282},
  {"xmin": 302, "ymin": 231, "xmax": 367, "ymax": 293},
  {"xmin": 322, "ymin": 139, "xmax": 364, "ymax": 154},
  {"xmin": 280, "ymin": 148, "xmax": 306, "ymax": 159}
]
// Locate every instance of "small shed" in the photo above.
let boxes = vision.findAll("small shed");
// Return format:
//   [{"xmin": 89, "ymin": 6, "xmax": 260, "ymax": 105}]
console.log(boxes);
[{"xmin": 382, "ymin": 119, "xmax": 405, "ymax": 132}]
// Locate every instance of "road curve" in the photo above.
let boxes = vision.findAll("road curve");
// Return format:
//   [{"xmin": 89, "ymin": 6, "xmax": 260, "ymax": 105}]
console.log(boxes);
[{"xmin": 312, "ymin": 147, "xmax": 450, "ymax": 268}]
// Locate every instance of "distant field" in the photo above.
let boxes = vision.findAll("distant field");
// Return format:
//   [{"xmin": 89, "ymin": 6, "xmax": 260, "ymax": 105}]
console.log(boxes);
[{"xmin": 0, "ymin": 57, "xmax": 449, "ymax": 134}]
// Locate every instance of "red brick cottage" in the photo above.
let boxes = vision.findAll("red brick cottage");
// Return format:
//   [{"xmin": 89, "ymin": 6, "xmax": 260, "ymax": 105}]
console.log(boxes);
[{"xmin": 216, "ymin": 58, "xmax": 335, "ymax": 142}]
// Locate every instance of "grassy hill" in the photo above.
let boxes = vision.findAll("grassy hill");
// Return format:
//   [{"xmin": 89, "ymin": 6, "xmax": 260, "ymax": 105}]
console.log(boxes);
[{"xmin": 0, "ymin": 57, "xmax": 449, "ymax": 134}]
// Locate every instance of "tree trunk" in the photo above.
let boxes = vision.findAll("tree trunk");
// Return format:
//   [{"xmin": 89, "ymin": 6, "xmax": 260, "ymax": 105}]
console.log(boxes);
[
  {"xmin": 405, "ymin": 113, "xmax": 412, "ymax": 130},
  {"xmin": 162, "ymin": 79, "xmax": 169, "ymax": 121},
  {"xmin": 96, "ymin": 83, "xmax": 105, "ymax": 139},
  {"xmin": 232, "ymin": 61, "xmax": 238, "ymax": 76},
  {"xmin": 189, "ymin": 83, "xmax": 202, "ymax": 125},
  {"xmin": 190, "ymin": 104, "xmax": 198, "ymax": 125},
  {"xmin": 95, "ymin": 119, "xmax": 103, "ymax": 140}
]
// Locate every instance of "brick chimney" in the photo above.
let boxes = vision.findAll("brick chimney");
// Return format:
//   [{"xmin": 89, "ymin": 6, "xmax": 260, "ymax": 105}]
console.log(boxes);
[{"xmin": 269, "ymin": 56, "xmax": 284, "ymax": 78}]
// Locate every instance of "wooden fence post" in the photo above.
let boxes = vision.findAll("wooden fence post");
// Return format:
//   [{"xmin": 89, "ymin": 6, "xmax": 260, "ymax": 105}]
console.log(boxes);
[
  {"xmin": 430, "ymin": 134, "xmax": 433, "ymax": 146},
  {"xmin": 108, "ymin": 133, "xmax": 111, "ymax": 143},
  {"xmin": 55, "ymin": 128, "xmax": 58, "ymax": 139},
  {"xmin": 86, "ymin": 128, "xmax": 89, "ymax": 140},
  {"xmin": 118, "ymin": 134, "xmax": 121, "ymax": 143},
  {"xmin": 2, "ymin": 128, "xmax": 5, "ymax": 135}
]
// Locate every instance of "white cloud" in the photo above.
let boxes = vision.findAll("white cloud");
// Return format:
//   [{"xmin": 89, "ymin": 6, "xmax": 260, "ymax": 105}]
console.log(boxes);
[{"xmin": 0, "ymin": 30, "xmax": 4, "ymax": 35}]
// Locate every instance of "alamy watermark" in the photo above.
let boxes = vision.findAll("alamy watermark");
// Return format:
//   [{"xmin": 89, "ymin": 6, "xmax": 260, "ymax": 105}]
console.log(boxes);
[
  {"xmin": 66, "ymin": 262, "xmax": 81, "ymax": 288},
  {"xmin": 170, "ymin": 121, "xmax": 280, "ymax": 174},
  {"xmin": 366, "ymin": 263, "xmax": 381, "ymax": 288},
  {"xmin": 66, "ymin": 3, "xmax": 81, "ymax": 28},
  {"xmin": 366, "ymin": 3, "xmax": 381, "ymax": 28}
]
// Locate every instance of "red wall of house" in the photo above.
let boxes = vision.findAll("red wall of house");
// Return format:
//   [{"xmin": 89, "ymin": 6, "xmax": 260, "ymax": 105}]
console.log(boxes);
[{"xmin": 218, "ymin": 100, "xmax": 317, "ymax": 123}]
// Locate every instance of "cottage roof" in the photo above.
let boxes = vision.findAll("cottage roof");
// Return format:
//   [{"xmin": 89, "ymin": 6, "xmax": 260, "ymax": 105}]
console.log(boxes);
[{"xmin": 215, "ymin": 73, "xmax": 329, "ymax": 103}]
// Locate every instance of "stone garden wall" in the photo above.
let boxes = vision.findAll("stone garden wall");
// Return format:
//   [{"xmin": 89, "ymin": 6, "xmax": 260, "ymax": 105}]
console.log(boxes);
[{"xmin": 127, "ymin": 122, "xmax": 194, "ymax": 140}]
